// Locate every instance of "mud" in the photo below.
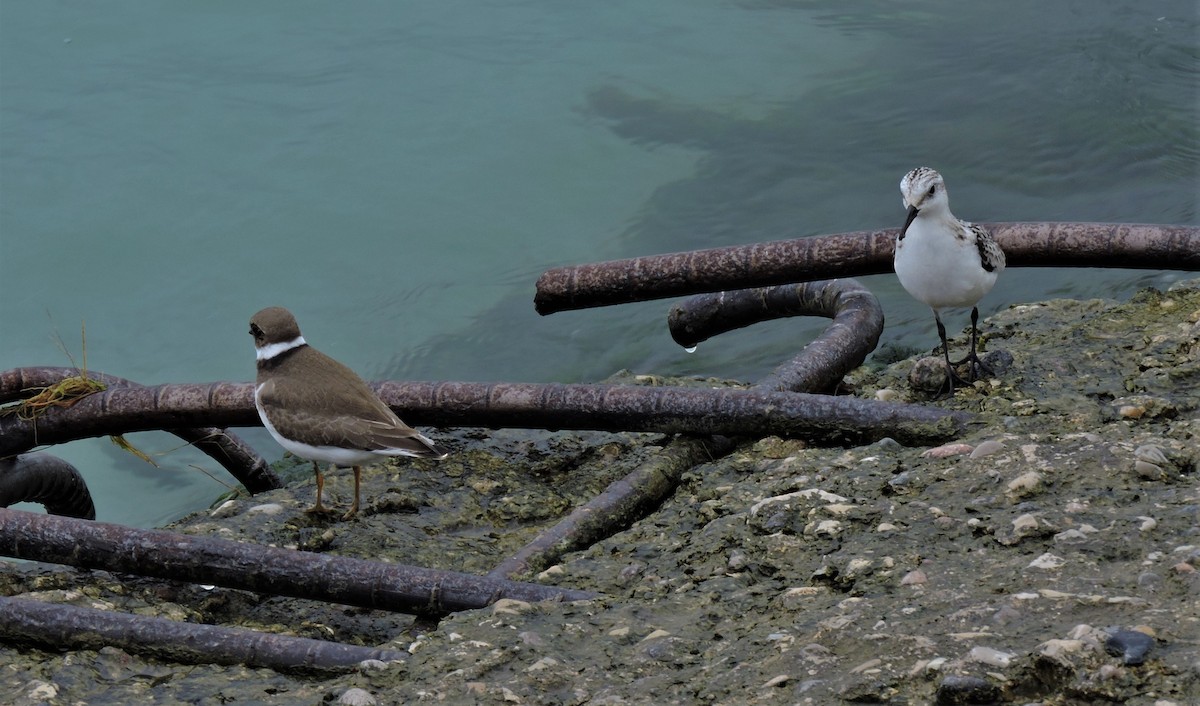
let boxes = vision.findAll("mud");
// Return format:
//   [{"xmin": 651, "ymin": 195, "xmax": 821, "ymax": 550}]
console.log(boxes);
[{"xmin": 2, "ymin": 280, "xmax": 1198, "ymax": 705}]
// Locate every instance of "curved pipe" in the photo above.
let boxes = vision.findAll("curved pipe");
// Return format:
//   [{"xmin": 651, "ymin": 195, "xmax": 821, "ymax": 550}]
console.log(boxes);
[
  {"xmin": 0, "ymin": 454, "xmax": 96, "ymax": 520},
  {"xmin": 0, "ymin": 367, "xmax": 281, "ymax": 494},
  {"xmin": 668, "ymin": 279, "xmax": 884, "ymax": 393}
]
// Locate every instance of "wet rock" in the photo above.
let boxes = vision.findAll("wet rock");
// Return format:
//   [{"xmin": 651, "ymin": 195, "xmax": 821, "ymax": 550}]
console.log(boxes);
[
  {"xmin": 1105, "ymin": 628, "xmax": 1155, "ymax": 665},
  {"xmin": 935, "ymin": 674, "xmax": 999, "ymax": 704},
  {"xmin": 980, "ymin": 349, "xmax": 1014, "ymax": 377},
  {"xmin": 909, "ymin": 356, "xmax": 951, "ymax": 392}
]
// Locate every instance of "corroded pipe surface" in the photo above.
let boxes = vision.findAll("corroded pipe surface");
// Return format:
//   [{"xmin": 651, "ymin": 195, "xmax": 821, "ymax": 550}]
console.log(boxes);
[
  {"xmin": 0, "ymin": 380, "xmax": 970, "ymax": 452},
  {"xmin": 669, "ymin": 279, "xmax": 883, "ymax": 393},
  {"xmin": 535, "ymin": 223, "xmax": 1200, "ymax": 313},
  {"xmin": 0, "ymin": 454, "xmax": 96, "ymax": 519},
  {"xmin": 0, "ymin": 596, "xmax": 407, "ymax": 674},
  {"xmin": 0, "ymin": 367, "xmax": 280, "ymax": 494},
  {"xmin": 0, "ymin": 509, "xmax": 596, "ymax": 611}
]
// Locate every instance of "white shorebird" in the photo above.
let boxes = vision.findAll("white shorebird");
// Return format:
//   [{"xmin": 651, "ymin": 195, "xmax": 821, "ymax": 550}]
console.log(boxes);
[{"xmin": 894, "ymin": 167, "xmax": 1006, "ymax": 393}]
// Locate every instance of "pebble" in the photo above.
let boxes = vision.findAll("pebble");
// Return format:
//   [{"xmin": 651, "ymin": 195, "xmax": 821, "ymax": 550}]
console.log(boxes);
[
  {"xmin": 1118, "ymin": 405, "xmax": 1145, "ymax": 419},
  {"xmin": 935, "ymin": 674, "xmax": 999, "ymax": 705},
  {"xmin": 900, "ymin": 569, "xmax": 927, "ymax": 585},
  {"xmin": 1137, "ymin": 571, "xmax": 1163, "ymax": 592},
  {"xmin": 805, "ymin": 519, "xmax": 843, "ymax": 537},
  {"xmin": 536, "ymin": 565, "xmax": 564, "ymax": 581},
  {"xmin": 1038, "ymin": 639, "xmax": 1086, "ymax": 661},
  {"xmin": 1011, "ymin": 513, "xmax": 1039, "ymax": 535},
  {"xmin": 1105, "ymin": 628, "xmax": 1155, "ymax": 665},
  {"xmin": 526, "ymin": 657, "xmax": 559, "ymax": 672},
  {"xmin": 922, "ymin": 443, "xmax": 974, "ymax": 458},
  {"xmin": 25, "ymin": 682, "xmax": 58, "ymax": 700},
  {"xmin": 357, "ymin": 659, "xmax": 390, "ymax": 672},
  {"xmin": 1028, "ymin": 553, "xmax": 1065, "ymax": 570},
  {"xmin": 1006, "ymin": 471, "xmax": 1043, "ymax": 497},
  {"xmin": 208, "ymin": 500, "xmax": 239, "ymax": 518},
  {"xmin": 337, "ymin": 688, "xmax": 377, "ymax": 706},
  {"xmin": 492, "ymin": 598, "xmax": 533, "ymax": 616},
  {"xmin": 761, "ymin": 674, "xmax": 790, "ymax": 688},
  {"xmin": 246, "ymin": 503, "xmax": 283, "ymax": 515},
  {"xmin": 1134, "ymin": 460, "xmax": 1165, "ymax": 479},
  {"xmin": 909, "ymin": 356, "xmax": 951, "ymax": 392},
  {"xmin": 969, "ymin": 440, "xmax": 1005, "ymax": 458},
  {"xmin": 968, "ymin": 646, "xmax": 1015, "ymax": 667}
]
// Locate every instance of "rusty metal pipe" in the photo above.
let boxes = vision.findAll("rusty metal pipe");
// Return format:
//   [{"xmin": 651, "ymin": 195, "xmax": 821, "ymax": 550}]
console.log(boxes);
[
  {"xmin": 0, "ymin": 596, "xmax": 407, "ymax": 674},
  {"xmin": 668, "ymin": 279, "xmax": 883, "ymax": 393},
  {"xmin": 0, "ymin": 367, "xmax": 280, "ymax": 494},
  {"xmin": 0, "ymin": 454, "xmax": 95, "ymax": 519},
  {"xmin": 534, "ymin": 223, "xmax": 1200, "ymax": 314},
  {"xmin": 0, "ymin": 379, "xmax": 971, "ymax": 453},
  {"xmin": 0, "ymin": 509, "xmax": 596, "ymax": 612}
]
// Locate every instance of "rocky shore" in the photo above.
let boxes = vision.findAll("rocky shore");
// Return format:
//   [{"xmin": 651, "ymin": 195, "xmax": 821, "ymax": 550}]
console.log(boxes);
[{"xmin": 3, "ymin": 279, "xmax": 1198, "ymax": 705}]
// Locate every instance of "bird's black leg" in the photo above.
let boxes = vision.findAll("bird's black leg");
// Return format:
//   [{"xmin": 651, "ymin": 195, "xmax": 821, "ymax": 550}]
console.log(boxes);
[
  {"xmin": 934, "ymin": 310, "xmax": 969, "ymax": 394},
  {"xmin": 951, "ymin": 307, "xmax": 991, "ymax": 381}
]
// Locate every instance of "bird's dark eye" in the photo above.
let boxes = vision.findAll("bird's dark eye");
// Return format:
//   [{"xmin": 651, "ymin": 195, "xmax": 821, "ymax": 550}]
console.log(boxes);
[
  {"xmin": 927, "ymin": 185, "xmax": 937, "ymax": 197},
  {"xmin": 249, "ymin": 324, "xmax": 261, "ymax": 337}
]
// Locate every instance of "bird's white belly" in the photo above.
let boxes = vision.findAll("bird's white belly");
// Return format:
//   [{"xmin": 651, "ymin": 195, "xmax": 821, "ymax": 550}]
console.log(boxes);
[
  {"xmin": 895, "ymin": 230, "xmax": 997, "ymax": 310},
  {"xmin": 254, "ymin": 384, "xmax": 381, "ymax": 467}
]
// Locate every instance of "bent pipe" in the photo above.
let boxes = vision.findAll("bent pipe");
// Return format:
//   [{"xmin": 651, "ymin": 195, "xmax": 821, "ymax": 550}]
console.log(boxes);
[
  {"xmin": 534, "ymin": 222, "xmax": 1200, "ymax": 314},
  {"xmin": 0, "ymin": 454, "xmax": 96, "ymax": 520},
  {"xmin": 668, "ymin": 279, "xmax": 884, "ymax": 393},
  {"xmin": 0, "ymin": 508, "xmax": 596, "ymax": 612},
  {"xmin": 0, "ymin": 596, "xmax": 407, "ymax": 674},
  {"xmin": 0, "ymin": 367, "xmax": 281, "ymax": 494},
  {"xmin": 491, "ymin": 280, "xmax": 883, "ymax": 579},
  {"xmin": 0, "ymin": 379, "xmax": 971, "ymax": 453}
]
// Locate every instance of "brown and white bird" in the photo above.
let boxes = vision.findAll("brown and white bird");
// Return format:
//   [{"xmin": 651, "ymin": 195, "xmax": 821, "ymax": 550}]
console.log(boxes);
[
  {"xmin": 894, "ymin": 167, "xmax": 1006, "ymax": 393},
  {"xmin": 249, "ymin": 306, "xmax": 447, "ymax": 519}
]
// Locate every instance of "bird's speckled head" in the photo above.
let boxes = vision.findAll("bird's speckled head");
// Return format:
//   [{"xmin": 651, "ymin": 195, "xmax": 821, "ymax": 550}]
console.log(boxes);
[{"xmin": 900, "ymin": 167, "xmax": 949, "ymax": 213}]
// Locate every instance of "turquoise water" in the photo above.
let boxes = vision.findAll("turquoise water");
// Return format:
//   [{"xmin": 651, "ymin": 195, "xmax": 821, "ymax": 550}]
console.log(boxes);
[{"xmin": 1, "ymin": 2, "xmax": 1196, "ymax": 527}]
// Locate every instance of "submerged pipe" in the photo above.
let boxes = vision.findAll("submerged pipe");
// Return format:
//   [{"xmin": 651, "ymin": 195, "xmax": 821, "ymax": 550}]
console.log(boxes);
[
  {"xmin": 535, "ymin": 223, "xmax": 1200, "ymax": 314},
  {"xmin": 0, "ymin": 454, "xmax": 96, "ymax": 519},
  {"xmin": 0, "ymin": 509, "xmax": 596, "ymax": 612},
  {"xmin": 0, "ymin": 596, "xmax": 407, "ymax": 674}
]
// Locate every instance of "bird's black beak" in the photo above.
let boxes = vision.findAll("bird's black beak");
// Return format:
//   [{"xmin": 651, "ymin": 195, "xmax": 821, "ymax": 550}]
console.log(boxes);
[{"xmin": 900, "ymin": 204, "xmax": 920, "ymax": 239}]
